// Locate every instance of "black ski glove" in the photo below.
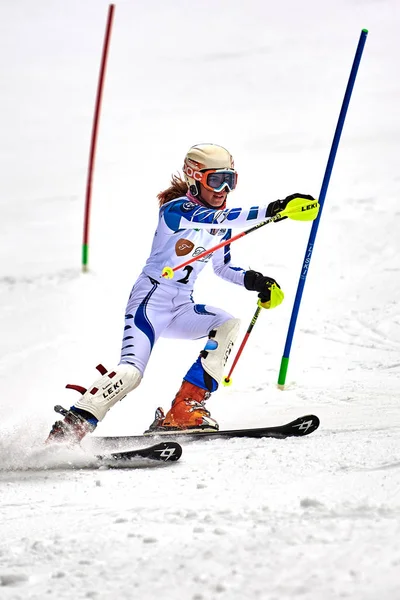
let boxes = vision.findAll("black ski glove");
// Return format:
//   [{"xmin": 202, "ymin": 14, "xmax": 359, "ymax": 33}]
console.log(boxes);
[
  {"xmin": 244, "ymin": 270, "xmax": 284, "ymax": 309},
  {"xmin": 266, "ymin": 193, "xmax": 316, "ymax": 221}
]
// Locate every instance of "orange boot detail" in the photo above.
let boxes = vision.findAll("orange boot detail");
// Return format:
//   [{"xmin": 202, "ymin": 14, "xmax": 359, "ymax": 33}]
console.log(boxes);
[{"xmin": 146, "ymin": 381, "xmax": 219, "ymax": 433}]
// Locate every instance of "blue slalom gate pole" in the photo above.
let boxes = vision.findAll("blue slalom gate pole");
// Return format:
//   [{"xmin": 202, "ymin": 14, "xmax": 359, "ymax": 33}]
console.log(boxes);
[{"xmin": 277, "ymin": 28, "xmax": 368, "ymax": 388}]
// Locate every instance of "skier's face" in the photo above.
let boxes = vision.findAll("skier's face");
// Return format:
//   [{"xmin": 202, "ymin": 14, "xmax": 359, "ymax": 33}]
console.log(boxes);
[{"xmin": 199, "ymin": 184, "xmax": 228, "ymax": 208}]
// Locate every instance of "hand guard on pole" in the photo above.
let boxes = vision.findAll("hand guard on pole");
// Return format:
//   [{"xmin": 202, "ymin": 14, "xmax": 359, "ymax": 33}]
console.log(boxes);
[
  {"xmin": 266, "ymin": 193, "xmax": 317, "ymax": 222},
  {"xmin": 244, "ymin": 271, "xmax": 285, "ymax": 309}
]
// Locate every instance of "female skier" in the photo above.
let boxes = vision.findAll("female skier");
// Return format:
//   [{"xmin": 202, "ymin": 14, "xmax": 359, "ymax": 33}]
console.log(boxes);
[{"xmin": 47, "ymin": 143, "xmax": 316, "ymax": 443}]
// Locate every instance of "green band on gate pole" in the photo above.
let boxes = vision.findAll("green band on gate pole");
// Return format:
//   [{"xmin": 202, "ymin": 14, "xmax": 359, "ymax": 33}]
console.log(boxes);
[
  {"xmin": 277, "ymin": 356, "xmax": 289, "ymax": 388},
  {"xmin": 82, "ymin": 244, "xmax": 89, "ymax": 272}
]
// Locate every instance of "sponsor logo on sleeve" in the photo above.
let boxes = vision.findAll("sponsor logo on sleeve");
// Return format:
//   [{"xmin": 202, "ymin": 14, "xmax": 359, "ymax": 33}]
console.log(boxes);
[
  {"xmin": 175, "ymin": 239, "xmax": 195, "ymax": 256},
  {"xmin": 181, "ymin": 201, "xmax": 196, "ymax": 212}
]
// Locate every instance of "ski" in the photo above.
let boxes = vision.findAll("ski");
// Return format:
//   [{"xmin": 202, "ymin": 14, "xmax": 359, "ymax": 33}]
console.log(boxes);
[
  {"xmin": 0, "ymin": 442, "xmax": 183, "ymax": 473},
  {"xmin": 93, "ymin": 414, "xmax": 320, "ymax": 446},
  {"xmin": 97, "ymin": 441, "xmax": 182, "ymax": 465}
]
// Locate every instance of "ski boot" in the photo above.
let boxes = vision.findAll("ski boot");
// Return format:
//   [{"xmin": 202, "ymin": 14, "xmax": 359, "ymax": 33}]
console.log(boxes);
[
  {"xmin": 145, "ymin": 381, "xmax": 219, "ymax": 434},
  {"xmin": 46, "ymin": 405, "xmax": 98, "ymax": 445}
]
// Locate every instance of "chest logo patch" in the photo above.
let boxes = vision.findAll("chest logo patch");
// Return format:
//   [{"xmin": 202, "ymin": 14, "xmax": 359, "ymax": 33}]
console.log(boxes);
[{"xmin": 175, "ymin": 238, "xmax": 195, "ymax": 256}]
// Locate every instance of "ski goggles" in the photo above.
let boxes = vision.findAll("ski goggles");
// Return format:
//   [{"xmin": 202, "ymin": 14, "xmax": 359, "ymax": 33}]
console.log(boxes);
[
  {"xmin": 184, "ymin": 163, "xmax": 238, "ymax": 193},
  {"xmin": 201, "ymin": 169, "xmax": 238, "ymax": 193}
]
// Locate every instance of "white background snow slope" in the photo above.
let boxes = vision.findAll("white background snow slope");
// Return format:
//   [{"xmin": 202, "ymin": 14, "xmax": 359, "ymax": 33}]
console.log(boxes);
[{"xmin": 1, "ymin": 1, "xmax": 400, "ymax": 599}]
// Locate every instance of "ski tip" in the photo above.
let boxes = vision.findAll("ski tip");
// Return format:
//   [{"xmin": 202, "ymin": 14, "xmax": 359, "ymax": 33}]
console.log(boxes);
[
  {"xmin": 150, "ymin": 441, "xmax": 183, "ymax": 462},
  {"xmin": 289, "ymin": 414, "xmax": 320, "ymax": 436}
]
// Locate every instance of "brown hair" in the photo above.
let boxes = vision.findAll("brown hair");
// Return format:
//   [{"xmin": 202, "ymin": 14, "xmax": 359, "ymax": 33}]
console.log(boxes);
[{"xmin": 157, "ymin": 174, "xmax": 188, "ymax": 207}]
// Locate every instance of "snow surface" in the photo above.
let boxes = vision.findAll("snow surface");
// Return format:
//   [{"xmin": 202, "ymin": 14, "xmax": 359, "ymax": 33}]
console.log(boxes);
[{"xmin": 1, "ymin": 0, "xmax": 400, "ymax": 598}]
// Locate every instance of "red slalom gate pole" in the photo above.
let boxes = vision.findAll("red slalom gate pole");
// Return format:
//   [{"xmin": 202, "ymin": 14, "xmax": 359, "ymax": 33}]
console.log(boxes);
[{"xmin": 82, "ymin": 4, "xmax": 115, "ymax": 272}]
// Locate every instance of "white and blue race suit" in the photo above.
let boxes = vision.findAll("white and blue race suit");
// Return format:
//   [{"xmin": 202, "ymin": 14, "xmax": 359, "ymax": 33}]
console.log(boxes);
[{"xmin": 120, "ymin": 194, "xmax": 271, "ymax": 391}]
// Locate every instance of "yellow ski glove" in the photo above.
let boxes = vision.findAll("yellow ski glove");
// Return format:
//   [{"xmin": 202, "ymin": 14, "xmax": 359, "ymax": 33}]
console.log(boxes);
[
  {"xmin": 257, "ymin": 283, "xmax": 285, "ymax": 309},
  {"xmin": 244, "ymin": 271, "xmax": 284, "ymax": 309}
]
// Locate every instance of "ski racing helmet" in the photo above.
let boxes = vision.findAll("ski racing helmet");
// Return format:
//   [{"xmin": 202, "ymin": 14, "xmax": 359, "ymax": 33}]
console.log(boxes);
[{"xmin": 183, "ymin": 144, "xmax": 238, "ymax": 198}]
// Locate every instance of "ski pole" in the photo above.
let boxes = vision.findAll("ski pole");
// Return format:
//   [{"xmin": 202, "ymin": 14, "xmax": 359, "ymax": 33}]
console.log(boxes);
[
  {"xmin": 223, "ymin": 302, "xmax": 263, "ymax": 386},
  {"xmin": 162, "ymin": 197, "xmax": 319, "ymax": 279},
  {"xmin": 277, "ymin": 28, "xmax": 368, "ymax": 388}
]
